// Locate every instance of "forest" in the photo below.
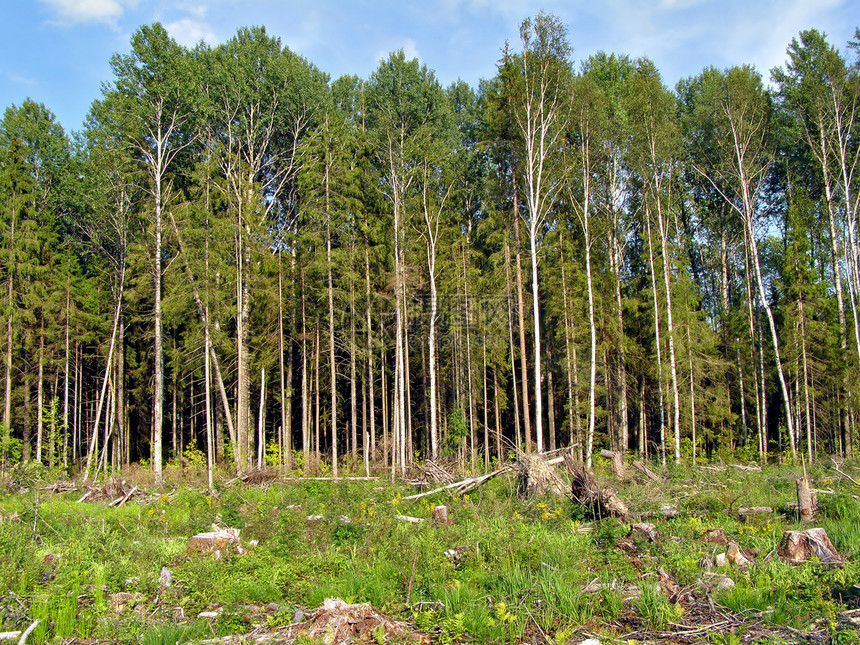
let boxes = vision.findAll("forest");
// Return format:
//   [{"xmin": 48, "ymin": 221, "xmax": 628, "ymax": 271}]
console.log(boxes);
[{"xmin": 1, "ymin": 13, "xmax": 859, "ymax": 483}]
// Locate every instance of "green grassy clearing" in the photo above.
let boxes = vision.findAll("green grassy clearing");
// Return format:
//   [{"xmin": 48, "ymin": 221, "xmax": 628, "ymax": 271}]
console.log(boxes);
[{"xmin": 1, "ymin": 458, "xmax": 859, "ymax": 644}]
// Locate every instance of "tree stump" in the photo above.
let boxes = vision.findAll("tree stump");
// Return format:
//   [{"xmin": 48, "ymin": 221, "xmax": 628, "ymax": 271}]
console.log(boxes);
[
  {"xmin": 432, "ymin": 505, "xmax": 451, "ymax": 526},
  {"xmin": 600, "ymin": 450, "xmax": 627, "ymax": 479},
  {"xmin": 187, "ymin": 528, "xmax": 245, "ymax": 558},
  {"xmin": 777, "ymin": 528, "xmax": 842, "ymax": 566},
  {"xmin": 796, "ymin": 476, "xmax": 816, "ymax": 522}
]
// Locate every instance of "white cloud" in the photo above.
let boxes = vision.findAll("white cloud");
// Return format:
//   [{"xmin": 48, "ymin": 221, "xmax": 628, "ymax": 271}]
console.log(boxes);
[
  {"xmin": 7, "ymin": 72, "xmax": 37, "ymax": 86},
  {"xmin": 659, "ymin": 0, "xmax": 704, "ymax": 9},
  {"xmin": 165, "ymin": 17, "xmax": 218, "ymax": 47},
  {"xmin": 375, "ymin": 38, "xmax": 422, "ymax": 64},
  {"xmin": 38, "ymin": 0, "xmax": 136, "ymax": 25},
  {"xmin": 721, "ymin": 0, "xmax": 845, "ymax": 80},
  {"xmin": 401, "ymin": 38, "xmax": 421, "ymax": 61}
]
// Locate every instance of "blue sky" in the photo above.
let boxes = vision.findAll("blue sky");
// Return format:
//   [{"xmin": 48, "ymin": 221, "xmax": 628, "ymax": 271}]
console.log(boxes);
[{"xmin": 1, "ymin": 0, "xmax": 856, "ymax": 134}]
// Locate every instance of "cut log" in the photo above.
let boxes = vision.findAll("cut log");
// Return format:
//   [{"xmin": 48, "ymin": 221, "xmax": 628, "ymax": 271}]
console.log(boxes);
[
  {"xmin": 632, "ymin": 460, "xmax": 660, "ymax": 481},
  {"xmin": 600, "ymin": 450, "xmax": 627, "ymax": 479},
  {"xmin": 737, "ymin": 506, "xmax": 773, "ymax": 522},
  {"xmin": 564, "ymin": 455, "xmax": 630, "ymax": 522},
  {"xmin": 640, "ymin": 504, "xmax": 678, "ymax": 520},
  {"xmin": 778, "ymin": 528, "xmax": 843, "ymax": 566}
]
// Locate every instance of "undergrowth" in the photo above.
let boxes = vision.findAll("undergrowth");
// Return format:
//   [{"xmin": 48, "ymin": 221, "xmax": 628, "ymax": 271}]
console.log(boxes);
[{"xmin": 0, "ymin": 457, "xmax": 858, "ymax": 643}]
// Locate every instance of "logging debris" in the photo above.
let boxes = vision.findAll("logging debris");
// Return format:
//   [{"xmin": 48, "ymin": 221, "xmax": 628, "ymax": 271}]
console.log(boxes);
[
  {"xmin": 515, "ymin": 452, "xmax": 567, "ymax": 498},
  {"xmin": 564, "ymin": 455, "xmax": 630, "ymax": 522},
  {"xmin": 600, "ymin": 449, "xmax": 627, "ymax": 479},
  {"xmin": 632, "ymin": 460, "xmax": 661, "ymax": 481}
]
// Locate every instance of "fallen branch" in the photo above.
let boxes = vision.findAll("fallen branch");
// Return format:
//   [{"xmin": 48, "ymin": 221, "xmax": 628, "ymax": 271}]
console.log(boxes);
[
  {"xmin": 831, "ymin": 458, "xmax": 860, "ymax": 487},
  {"xmin": 395, "ymin": 515, "xmax": 423, "ymax": 524},
  {"xmin": 109, "ymin": 485, "xmax": 139, "ymax": 508},
  {"xmin": 17, "ymin": 620, "xmax": 39, "ymax": 645},
  {"xmin": 400, "ymin": 466, "xmax": 512, "ymax": 501},
  {"xmin": 632, "ymin": 460, "xmax": 660, "ymax": 481}
]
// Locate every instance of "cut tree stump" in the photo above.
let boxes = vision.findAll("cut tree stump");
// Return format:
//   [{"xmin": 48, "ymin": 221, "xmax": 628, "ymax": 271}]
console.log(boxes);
[
  {"xmin": 778, "ymin": 528, "xmax": 843, "ymax": 566},
  {"xmin": 796, "ymin": 476, "xmax": 816, "ymax": 522},
  {"xmin": 432, "ymin": 505, "xmax": 450, "ymax": 526},
  {"xmin": 564, "ymin": 455, "xmax": 630, "ymax": 522},
  {"xmin": 600, "ymin": 450, "xmax": 627, "ymax": 479},
  {"xmin": 187, "ymin": 528, "xmax": 246, "ymax": 558},
  {"xmin": 726, "ymin": 541, "xmax": 755, "ymax": 568},
  {"xmin": 700, "ymin": 528, "xmax": 729, "ymax": 545}
]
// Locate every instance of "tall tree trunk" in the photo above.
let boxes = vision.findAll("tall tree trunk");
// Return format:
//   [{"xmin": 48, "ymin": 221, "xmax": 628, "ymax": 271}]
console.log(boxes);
[
  {"xmin": 654, "ymin": 197, "xmax": 682, "ymax": 464},
  {"xmin": 513, "ymin": 216, "xmax": 532, "ymax": 451},
  {"xmin": 37, "ymin": 329, "xmax": 44, "ymax": 463},
  {"xmin": 301, "ymin": 283, "xmax": 309, "ymax": 465},
  {"xmin": 205, "ymin": 306, "xmax": 214, "ymax": 489},
  {"xmin": 257, "ymin": 368, "xmax": 266, "ymax": 469},
  {"xmin": 365, "ymin": 242, "xmax": 376, "ymax": 460},
  {"xmin": 3, "ymin": 194, "xmax": 15, "ymax": 433},
  {"xmin": 504, "ymin": 239, "xmax": 522, "ymax": 450},
  {"xmin": 326, "ymin": 162, "xmax": 338, "ymax": 476},
  {"xmin": 278, "ymin": 252, "xmax": 287, "ymax": 469},
  {"xmin": 646, "ymin": 210, "xmax": 667, "ymax": 465},
  {"xmin": 63, "ymin": 281, "xmax": 70, "ymax": 468},
  {"xmin": 153, "ymin": 175, "xmax": 164, "ymax": 484}
]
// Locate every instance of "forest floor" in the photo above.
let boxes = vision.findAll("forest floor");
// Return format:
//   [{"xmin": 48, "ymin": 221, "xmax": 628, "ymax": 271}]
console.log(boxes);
[{"xmin": 0, "ymin": 454, "xmax": 859, "ymax": 644}]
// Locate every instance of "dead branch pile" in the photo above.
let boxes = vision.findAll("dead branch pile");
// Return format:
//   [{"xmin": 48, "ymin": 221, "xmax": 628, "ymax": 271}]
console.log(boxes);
[
  {"xmin": 39, "ymin": 481, "xmax": 77, "ymax": 494},
  {"xmin": 515, "ymin": 452, "xmax": 567, "ymax": 498},
  {"xmin": 417, "ymin": 460, "xmax": 456, "ymax": 485},
  {"xmin": 228, "ymin": 470, "xmax": 279, "ymax": 487},
  {"xmin": 564, "ymin": 455, "xmax": 630, "ymax": 522},
  {"xmin": 401, "ymin": 466, "xmax": 512, "ymax": 501},
  {"xmin": 198, "ymin": 597, "xmax": 430, "ymax": 644},
  {"xmin": 75, "ymin": 479, "xmax": 145, "ymax": 506}
]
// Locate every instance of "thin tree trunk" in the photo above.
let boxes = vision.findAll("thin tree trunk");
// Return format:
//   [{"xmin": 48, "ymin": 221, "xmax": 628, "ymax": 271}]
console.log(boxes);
[
  {"xmin": 63, "ymin": 283, "xmax": 70, "ymax": 468},
  {"xmin": 257, "ymin": 368, "xmax": 266, "ymax": 469},
  {"xmin": 646, "ymin": 209, "xmax": 667, "ymax": 466},
  {"xmin": 514, "ymin": 215, "xmax": 532, "ymax": 451},
  {"xmin": 326, "ymin": 171, "xmax": 338, "ymax": 476},
  {"xmin": 83, "ymin": 268, "xmax": 125, "ymax": 481},
  {"xmin": 205, "ymin": 307, "xmax": 214, "ymax": 489},
  {"xmin": 278, "ymin": 252, "xmax": 287, "ymax": 469},
  {"xmin": 504, "ymin": 239, "xmax": 522, "ymax": 451},
  {"xmin": 37, "ymin": 330, "xmax": 44, "ymax": 463},
  {"xmin": 365, "ymin": 242, "xmax": 376, "ymax": 460},
  {"xmin": 301, "ymin": 287, "xmax": 309, "ymax": 464},
  {"xmin": 655, "ymin": 193, "xmax": 682, "ymax": 464}
]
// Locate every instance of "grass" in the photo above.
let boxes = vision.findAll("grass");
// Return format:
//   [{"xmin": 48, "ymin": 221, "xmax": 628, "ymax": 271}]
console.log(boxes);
[{"xmin": 0, "ymin": 457, "xmax": 858, "ymax": 643}]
